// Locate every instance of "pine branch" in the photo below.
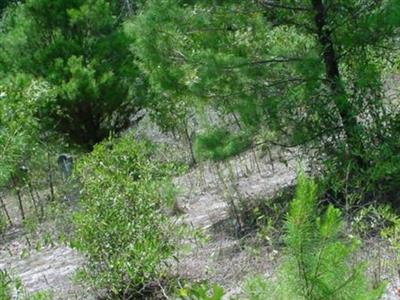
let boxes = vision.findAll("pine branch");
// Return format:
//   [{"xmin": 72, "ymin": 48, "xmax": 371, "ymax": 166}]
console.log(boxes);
[
  {"xmin": 223, "ymin": 57, "xmax": 302, "ymax": 69},
  {"xmin": 258, "ymin": 0, "xmax": 311, "ymax": 12}
]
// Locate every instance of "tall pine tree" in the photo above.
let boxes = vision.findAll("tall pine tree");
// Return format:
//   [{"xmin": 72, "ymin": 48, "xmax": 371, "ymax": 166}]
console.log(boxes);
[
  {"xmin": 130, "ymin": 0, "xmax": 400, "ymax": 196},
  {"xmin": 0, "ymin": 0, "xmax": 146, "ymax": 148}
]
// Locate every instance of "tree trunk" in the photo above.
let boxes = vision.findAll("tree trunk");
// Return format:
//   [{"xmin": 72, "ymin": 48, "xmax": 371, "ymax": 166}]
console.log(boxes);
[
  {"xmin": 0, "ymin": 194, "xmax": 13, "ymax": 226},
  {"xmin": 311, "ymin": 0, "xmax": 366, "ymax": 167}
]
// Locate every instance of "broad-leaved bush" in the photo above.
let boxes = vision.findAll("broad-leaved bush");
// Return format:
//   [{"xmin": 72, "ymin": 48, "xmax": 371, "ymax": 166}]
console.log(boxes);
[{"xmin": 73, "ymin": 135, "xmax": 177, "ymax": 296}]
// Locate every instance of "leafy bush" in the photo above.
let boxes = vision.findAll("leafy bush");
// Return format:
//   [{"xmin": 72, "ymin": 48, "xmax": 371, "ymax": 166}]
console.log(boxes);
[
  {"xmin": 177, "ymin": 282, "xmax": 225, "ymax": 300},
  {"xmin": 194, "ymin": 128, "xmax": 251, "ymax": 162},
  {"xmin": 351, "ymin": 204, "xmax": 399, "ymax": 238},
  {"xmin": 0, "ymin": 76, "xmax": 47, "ymax": 187},
  {"xmin": 72, "ymin": 135, "xmax": 178, "ymax": 296},
  {"xmin": 320, "ymin": 117, "xmax": 400, "ymax": 206},
  {"xmin": 244, "ymin": 275, "xmax": 271, "ymax": 300},
  {"xmin": 26, "ymin": 291, "xmax": 53, "ymax": 300},
  {"xmin": 245, "ymin": 173, "xmax": 384, "ymax": 300},
  {"xmin": 0, "ymin": 269, "xmax": 12, "ymax": 299},
  {"xmin": 0, "ymin": 76, "xmax": 76, "ymax": 225}
]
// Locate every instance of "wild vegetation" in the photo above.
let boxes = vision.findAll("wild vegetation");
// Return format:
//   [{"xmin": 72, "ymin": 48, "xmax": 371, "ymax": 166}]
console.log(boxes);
[
  {"xmin": 72, "ymin": 135, "xmax": 180, "ymax": 297},
  {"xmin": 1, "ymin": 0, "xmax": 400, "ymax": 299},
  {"xmin": 245, "ymin": 174, "xmax": 385, "ymax": 300}
]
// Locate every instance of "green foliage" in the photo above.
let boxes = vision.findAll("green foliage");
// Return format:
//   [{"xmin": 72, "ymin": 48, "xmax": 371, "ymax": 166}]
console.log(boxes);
[
  {"xmin": 354, "ymin": 205, "xmax": 400, "ymax": 266},
  {"xmin": 0, "ymin": 0, "xmax": 146, "ymax": 147},
  {"xmin": 244, "ymin": 275, "xmax": 270, "ymax": 300},
  {"xmin": 0, "ymin": 76, "xmax": 49, "ymax": 186},
  {"xmin": 130, "ymin": 0, "xmax": 400, "ymax": 203},
  {"xmin": 0, "ymin": 269, "xmax": 54, "ymax": 300},
  {"xmin": 72, "ymin": 134, "xmax": 177, "ymax": 296},
  {"xmin": 245, "ymin": 173, "xmax": 384, "ymax": 300},
  {"xmin": 0, "ymin": 75, "xmax": 73, "ymax": 227},
  {"xmin": 0, "ymin": 0, "xmax": 17, "ymax": 16},
  {"xmin": 26, "ymin": 291, "xmax": 53, "ymax": 300},
  {"xmin": 238, "ymin": 187, "xmax": 293, "ymax": 242},
  {"xmin": 194, "ymin": 128, "xmax": 251, "ymax": 162},
  {"xmin": 130, "ymin": 0, "xmax": 305, "ymax": 132},
  {"xmin": 352, "ymin": 204, "xmax": 399, "ymax": 238},
  {"xmin": 0, "ymin": 209, "xmax": 7, "ymax": 234},
  {"xmin": 177, "ymin": 282, "xmax": 225, "ymax": 300},
  {"xmin": 0, "ymin": 269, "xmax": 12, "ymax": 300},
  {"xmin": 322, "ymin": 127, "xmax": 400, "ymax": 204}
]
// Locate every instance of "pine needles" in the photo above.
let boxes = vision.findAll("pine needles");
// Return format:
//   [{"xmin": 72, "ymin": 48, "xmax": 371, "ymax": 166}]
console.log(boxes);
[{"xmin": 245, "ymin": 173, "xmax": 385, "ymax": 300}]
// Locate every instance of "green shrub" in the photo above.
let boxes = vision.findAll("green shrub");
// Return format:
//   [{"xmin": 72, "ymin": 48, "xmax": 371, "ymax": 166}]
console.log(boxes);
[
  {"xmin": 26, "ymin": 291, "xmax": 53, "ymax": 300},
  {"xmin": 177, "ymin": 282, "xmax": 225, "ymax": 300},
  {"xmin": 0, "ymin": 212, "xmax": 7, "ymax": 234},
  {"xmin": 244, "ymin": 275, "xmax": 270, "ymax": 300},
  {"xmin": 0, "ymin": 269, "xmax": 12, "ymax": 299},
  {"xmin": 321, "ymin": 131, "xmax": 400, "ymax": 206},
  {"xmin": 72, "ymin": 135, "xmax": 177, "ymax": 296},
  {"xmin": 0, "ymin": 269, "xmax": 53, "ymax": 300},
  {"xmin": 245, "ymin": 173, "xmax": 385, "ymax": 300},
  {"xmin": 237, "ymin": 186, "xmax": 293, "ymax": 240},
  {"xmin": 194, "ymin": 128, "xmax": 251, "ymax": 162},
  {"xmin": 0, "ymin": 76, "xmax": 46, "ymax": 187},
  {"xmin": 351, "ymin": 204, "xmax": 399, "ymax": 239}
]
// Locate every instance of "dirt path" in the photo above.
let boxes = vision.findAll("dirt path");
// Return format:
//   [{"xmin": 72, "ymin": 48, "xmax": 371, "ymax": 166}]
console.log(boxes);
[
  {"xmin": 0, "ymin": 231, "xmax": 89, "ymax": 299},
  {"xmin": 175, "ymin": 148, "xmax": 297, "ymax": 230},
  {"xmin": 0, "ymin": 245, "xmax": 85, "ymax": 298},
  {"xmin": 172, "ymin": 149, "xmax": 297, "ymax": 294}
]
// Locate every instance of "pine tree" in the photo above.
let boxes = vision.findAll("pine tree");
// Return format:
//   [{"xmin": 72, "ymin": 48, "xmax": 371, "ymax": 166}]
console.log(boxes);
[
  {"xmin": 0, "ymin": 0, "xmax": 147, "ymax": 148},
  {"xmin": 246, "ymin": 173, "xmax": 385, "ymax": 300},
  {"xmin": 130, "ymin": 0, "xmax": 400, "ymax": 174}
]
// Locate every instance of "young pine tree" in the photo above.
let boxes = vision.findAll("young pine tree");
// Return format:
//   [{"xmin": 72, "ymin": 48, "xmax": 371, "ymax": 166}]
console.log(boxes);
[{"xmin": 246, "ymin": 173, "xmax": 385, "ymax": 300}]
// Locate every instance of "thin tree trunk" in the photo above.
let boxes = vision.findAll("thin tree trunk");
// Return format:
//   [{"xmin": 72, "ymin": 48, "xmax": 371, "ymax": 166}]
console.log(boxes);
[
  {"xmin": 26, "ymin": 180, "xmax": 39, "ymax": 218},
  {"xmin": 0, "ymin": 194, "xmax": 13, "ymax": 226},
  {"xmin": 184, "ymin": 124, "xmax": 197, "ymax": 166},
  {"xmin": 311, "ymin": 0, "xmax": 366, "ymax": 168},
  {"xmin": 33, "ymin": 183, "xmax": 44, "ymax": 221},
  {"xmin": 47, "ymin": 151, "xmax": 55, "ymax": 202},
  {"xmin": 12, "ymin": 176, "xmax": 25, "ymax": 221}
]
